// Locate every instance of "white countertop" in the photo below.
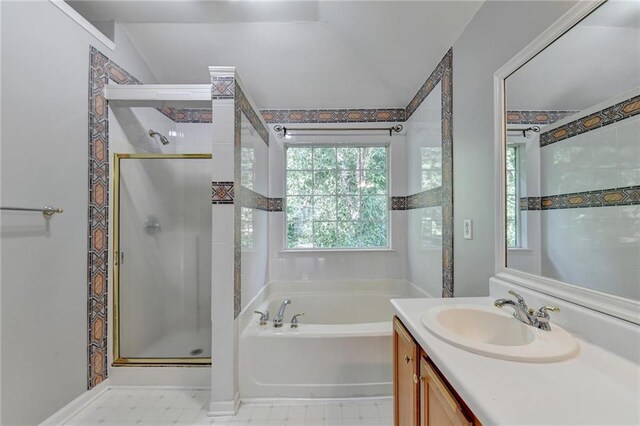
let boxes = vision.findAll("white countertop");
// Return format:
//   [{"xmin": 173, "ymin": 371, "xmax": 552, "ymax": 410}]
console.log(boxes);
[{"xmin": 392, "ymin": 297, "xmax": 640, "ymax": 425}]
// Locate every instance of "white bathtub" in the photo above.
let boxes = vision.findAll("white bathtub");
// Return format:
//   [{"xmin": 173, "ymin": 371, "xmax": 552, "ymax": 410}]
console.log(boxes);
[{"xmin": 239, "ymin": 280, "xmax": 427, "ymax": 399}]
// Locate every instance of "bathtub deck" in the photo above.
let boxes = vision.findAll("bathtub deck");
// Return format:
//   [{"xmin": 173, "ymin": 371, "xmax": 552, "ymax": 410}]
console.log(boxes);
[{"xmin": 61, "ymin": 387, "xmax": 393, "ymax": 426}]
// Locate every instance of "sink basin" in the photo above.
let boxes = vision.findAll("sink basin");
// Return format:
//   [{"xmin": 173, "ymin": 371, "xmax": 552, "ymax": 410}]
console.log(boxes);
[{"xmin": 421, "ymin": 305, "xmax": 578, "ymax": 362}]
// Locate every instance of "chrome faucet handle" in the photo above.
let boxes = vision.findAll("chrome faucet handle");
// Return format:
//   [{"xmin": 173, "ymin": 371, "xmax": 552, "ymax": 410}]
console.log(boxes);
[
  {"xmin": 290, "ymin": 313, "xmax": 305, "ymax": 328},
  {"xmin": 254, "ymin": 310, "xmax": 269, "ymax": 326},
  {"xmin": 508, "ymin": 290, "xmax": 529, "ymax": 309},
  {"xmin": 534, "ymin": 306, "xmax": 560, "ymax": 331}
]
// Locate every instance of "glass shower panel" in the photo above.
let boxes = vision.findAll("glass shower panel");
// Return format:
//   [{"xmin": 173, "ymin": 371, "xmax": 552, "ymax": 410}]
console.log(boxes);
[{"xmin": 117, "ymin": 155, "xmax": 211, "ymax": 361}]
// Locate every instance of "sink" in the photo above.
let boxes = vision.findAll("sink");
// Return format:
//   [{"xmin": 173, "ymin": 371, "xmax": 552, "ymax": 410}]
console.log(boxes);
[{"xmin": 421, "ymin": 305, "xmax": 578, "ymax": 362}]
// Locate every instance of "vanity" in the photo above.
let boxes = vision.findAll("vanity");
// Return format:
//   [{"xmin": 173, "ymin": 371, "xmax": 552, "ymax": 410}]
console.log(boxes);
[
  {"xmin": 393, "ymin": 1, "xmax": 640, "ymax": 424},
  {"xmin": 392, "ymin": 281, "xmax": 640, "ymax": 425}
]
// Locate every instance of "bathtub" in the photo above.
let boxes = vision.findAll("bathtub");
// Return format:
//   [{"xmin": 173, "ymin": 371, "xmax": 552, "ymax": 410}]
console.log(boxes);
[{"xmin": 239, "ymin": 280, "xmax": 427, "ymax": 399}]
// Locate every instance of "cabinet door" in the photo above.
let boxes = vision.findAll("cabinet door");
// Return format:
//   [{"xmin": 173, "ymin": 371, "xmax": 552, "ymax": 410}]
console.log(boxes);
[
  {"xmin": 420, "ymin": 357, "xmax": 472, "ymax": 426},
  {"xmin": 393, "ymin": 317, "xmax": 419, "ymax": 426}
]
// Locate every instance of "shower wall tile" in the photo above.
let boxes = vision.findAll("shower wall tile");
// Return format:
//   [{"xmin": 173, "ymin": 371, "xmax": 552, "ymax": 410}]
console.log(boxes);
[
  {"xmin": 212, "ymin": 104, "xmax": 235, "ymax": 144},
  {"xmin": 211, "ymin": 205, "xmax": 235, "ymax": 244},
  {"xmin": 211, "ymin": 144, "xmax": 235, "ymax": 181}
]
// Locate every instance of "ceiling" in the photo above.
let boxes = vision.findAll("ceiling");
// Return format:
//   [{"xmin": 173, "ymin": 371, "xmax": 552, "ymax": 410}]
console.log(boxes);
[
  {"xmin": 506, "ymin": 0, "xmax": 640, "ymax": 112},
  {"xmin": 68, "ymin": 0, "xmax": 483, "ymax": 109}
]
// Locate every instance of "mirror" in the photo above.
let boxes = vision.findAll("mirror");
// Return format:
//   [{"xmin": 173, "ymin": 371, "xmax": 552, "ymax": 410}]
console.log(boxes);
[{"xmin": 504, "ymin": 0, "xmax": 640, "ymax": 302}]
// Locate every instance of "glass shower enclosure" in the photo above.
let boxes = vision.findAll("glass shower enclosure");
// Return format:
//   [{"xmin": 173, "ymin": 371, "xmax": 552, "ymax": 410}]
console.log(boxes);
[{"xmin": 112, "ymin": 153, "xmax": 212, "ymax": 365}]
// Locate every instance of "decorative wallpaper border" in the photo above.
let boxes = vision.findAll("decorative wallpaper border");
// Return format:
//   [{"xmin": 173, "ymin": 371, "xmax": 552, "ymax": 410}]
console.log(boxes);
[
  {"xmin": 405, "ymin": 49, "xmax": 450, "ymax": 121},
  {"xmin": 157, "ymin": 107, "xmax": 212, "ymax": 123},
  {"xmin": 236, "ymin": 84, "xmax": 269, "ymax": 145},
  {"xmin": 506, "ymin": 110, "xmax": 577, "ymax": 125},
  {"xmin": 401, "ymin": 48, "xmax": 454, "ymax": 297},
  {"xmin": 88, "ymin": 46, "xmax": 144, "ymax": 389},
  {"xmin": 212, "ymin": 182, "xmax": 235, "ymax": 204},
  {"xmin": 261, "ymin": 108, "xmax": 406, "ymax": 124},
  {"xmin": 540, "ymin": 95, "xmax": 640, "ymax": 147},
  {"xmin": 520, "ymin": 185, "xmax": 640, "ymax": 210},
  {"xmin": 233, "ymin": 81, "xmax": 242, "ymax": 319}
]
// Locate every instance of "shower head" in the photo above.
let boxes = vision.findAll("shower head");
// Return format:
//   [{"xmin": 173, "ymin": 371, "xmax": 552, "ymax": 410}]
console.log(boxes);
[{"xmin": 149, "ymin": 129, "xmax": 170, "ymax": 145}]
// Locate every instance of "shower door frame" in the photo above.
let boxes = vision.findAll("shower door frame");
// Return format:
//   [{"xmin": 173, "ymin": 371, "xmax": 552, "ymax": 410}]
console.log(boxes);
[{"xmin": 112, "ymin": 153, "xmax": 213, "ymax": 366}]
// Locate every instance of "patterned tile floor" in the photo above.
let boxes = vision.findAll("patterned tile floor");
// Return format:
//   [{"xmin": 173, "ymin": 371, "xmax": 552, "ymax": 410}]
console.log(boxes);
[{"xmin": 62, "ymin": 388, "xmax": 393, "ymax": 426}]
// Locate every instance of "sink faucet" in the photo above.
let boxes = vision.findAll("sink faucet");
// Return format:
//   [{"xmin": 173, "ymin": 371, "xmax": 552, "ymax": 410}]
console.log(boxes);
[
  {"xmin": 494, "ymin": 290, "xmax": 534, "ymax": 325},
  {"xmin": 494, "ymin": 290, "xmax": 560, "ymax": 330},
  {"xmin": 273, "ymin": 299, "xmax": 291, "ymax": 328}
]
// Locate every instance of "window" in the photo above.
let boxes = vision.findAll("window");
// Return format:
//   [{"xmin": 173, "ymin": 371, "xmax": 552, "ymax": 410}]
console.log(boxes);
[
  {"xmin": 285, "ymin": 145, "xmax": 389, "ymax": 249},
  {"xmin": 506, "ymin": 145, "xmax": 520, "ymax": 248}
]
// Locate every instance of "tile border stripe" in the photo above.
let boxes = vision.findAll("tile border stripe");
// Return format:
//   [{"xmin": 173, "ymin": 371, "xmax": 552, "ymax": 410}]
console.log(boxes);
[
  {"xmin": 236, "ymin": 84, "xmax": 269, "ymax": 145},
  {"xmin": 540, "ymin": 95, "xmax": 640, "ymax": 147},
  {"xmin": 506, "ymin": 110, "xmax": 578, "ymax": 125},
  {"xmin": 88, "ymin": 46, "xmax": 144, "ymax": 389},
  {"xmin": 212, "ymin": 182, "xmax": 235, "ymax": 204},
  {"xmin": 391, "ymin": 187, "xmax": 443, "ymax": 210},
  {"xmin": 260, "ymin": 108, "xmax": 406, "ymax": 124},
  {"xmin": 520, "ymin": 185, "xmax": 640, "ymax": 210},
  {"xmin": 157, "ymin": 107, "xmax": 212, "ymax": 123},
  {"xmin": 238, "ymin": 186, "xmax": 283, "ymax": 211}
]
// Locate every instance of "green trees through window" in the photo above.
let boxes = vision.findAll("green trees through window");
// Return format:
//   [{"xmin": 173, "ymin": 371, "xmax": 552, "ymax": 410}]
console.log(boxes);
[
  {"xmin": 285, "ymin": 145, "xmax": 389, "ymax": 249},
  {"xmin": 506, "ymin": 145, "xmax": 519, "ymax": 248}
]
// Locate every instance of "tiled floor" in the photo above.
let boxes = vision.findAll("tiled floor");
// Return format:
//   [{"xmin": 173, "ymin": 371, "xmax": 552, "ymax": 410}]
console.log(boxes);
[{"xmin": 62, "ymin": 388, "xmax": 393, "ymax": 426}]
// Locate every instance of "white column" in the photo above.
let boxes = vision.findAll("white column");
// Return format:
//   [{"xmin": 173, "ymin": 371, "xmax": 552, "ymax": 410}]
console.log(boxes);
[{"xmin": 208, "ymin": 67, "xmax": 239, "ymax": 416}]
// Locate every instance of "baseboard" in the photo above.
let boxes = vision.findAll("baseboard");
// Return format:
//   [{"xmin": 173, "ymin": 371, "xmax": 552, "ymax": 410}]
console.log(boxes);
[
  {"xmin": 39, "ymin": 380, "xmax": 111, "ymax": 425},
  {"xmin": 208, "ymin": 391, "xmax": 240, "ymax": 416}
]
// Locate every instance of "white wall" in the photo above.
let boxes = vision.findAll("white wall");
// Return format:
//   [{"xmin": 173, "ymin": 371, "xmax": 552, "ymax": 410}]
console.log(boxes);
[
  {"xmin": 0, "ymin": 1, "xmax": 157, "ymax": 423},
  {"xmin": 451, "ymin": 0, "xmax": 576, "ymax": 297},
  {"xmin": 267, "ymin": 124, "xmax": 408, "ymax": 283},
  {"xmin": 405, "ymin": 83, "xmax": 443, "ymax": 297}
]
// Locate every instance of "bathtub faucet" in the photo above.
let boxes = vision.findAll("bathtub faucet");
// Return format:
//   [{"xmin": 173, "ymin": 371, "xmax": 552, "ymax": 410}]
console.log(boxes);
[{"xmin": 273, "ymin": 299, "xmax": 291, "ymax": 328}]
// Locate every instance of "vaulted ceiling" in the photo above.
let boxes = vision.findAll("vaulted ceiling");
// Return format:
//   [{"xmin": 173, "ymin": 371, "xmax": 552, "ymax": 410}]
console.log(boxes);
[{"xmin": 68, "ymin": 0, "xmax": 483, "ymax": 109}]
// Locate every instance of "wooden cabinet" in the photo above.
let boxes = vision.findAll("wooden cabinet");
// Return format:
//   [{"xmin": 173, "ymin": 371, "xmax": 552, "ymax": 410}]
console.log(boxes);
[
  {"xmin": 393, "ymin": 316, "xmax": 419, "ymax": 426},
  {"xmin": 394, "ymin": 316, "xmax": 480, "ymax": 426}
]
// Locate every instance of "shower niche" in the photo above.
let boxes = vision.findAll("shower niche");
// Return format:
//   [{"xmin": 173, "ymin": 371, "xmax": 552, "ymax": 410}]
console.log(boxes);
[{"xmin": 106, "ymin": 85, "xmax": 213, "ymax": 366}]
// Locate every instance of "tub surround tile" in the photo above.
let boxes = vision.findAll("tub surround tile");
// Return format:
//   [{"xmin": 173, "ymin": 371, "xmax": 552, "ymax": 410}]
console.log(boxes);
[{"xmin": 540, "ymin": 94, "xmax": 640, "ymax": 147}]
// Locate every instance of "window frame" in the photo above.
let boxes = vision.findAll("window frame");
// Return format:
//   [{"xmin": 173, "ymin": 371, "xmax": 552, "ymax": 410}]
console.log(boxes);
[{"xmin": 283, "ymin": 141, "xmax": 391, "ymax": 252}]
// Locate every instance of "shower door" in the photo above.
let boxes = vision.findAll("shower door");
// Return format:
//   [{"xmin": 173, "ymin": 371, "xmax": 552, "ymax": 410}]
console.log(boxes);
[{"xmin": 113, "ymin": 153, "xmax": 212, "ymax": 365}]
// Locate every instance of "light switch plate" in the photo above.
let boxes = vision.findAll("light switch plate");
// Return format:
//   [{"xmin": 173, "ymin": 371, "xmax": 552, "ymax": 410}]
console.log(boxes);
[{"xmin": 463, "ymin": 219, "xmax": 473, "ymax": 240}]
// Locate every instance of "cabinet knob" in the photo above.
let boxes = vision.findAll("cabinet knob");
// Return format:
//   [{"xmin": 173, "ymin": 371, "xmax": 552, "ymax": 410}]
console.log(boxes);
[
  {"xmin": 404, "ymin": 355, "xmax": 412, "ymax": 364},
  {"xmin": 413, "ymin": 373, "xmax": 419, "ymax": 384}
]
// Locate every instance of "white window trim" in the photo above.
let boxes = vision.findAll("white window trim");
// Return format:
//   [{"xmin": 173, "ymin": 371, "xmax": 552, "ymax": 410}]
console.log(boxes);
[
  {"xmin": 283, "ymin": 143, "xmax": 391, "ymax": 251},
  {"xmin": 50, "ymin": 0, "xmax": 116, "ymax": 50}
]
